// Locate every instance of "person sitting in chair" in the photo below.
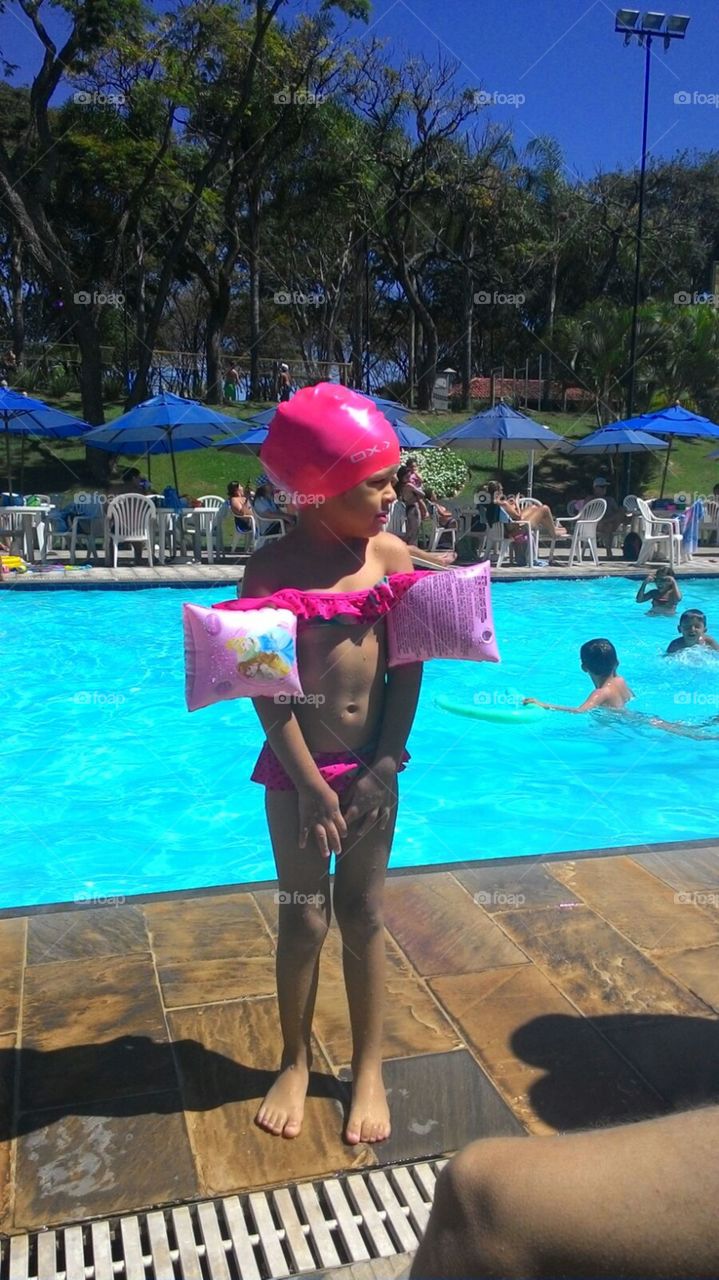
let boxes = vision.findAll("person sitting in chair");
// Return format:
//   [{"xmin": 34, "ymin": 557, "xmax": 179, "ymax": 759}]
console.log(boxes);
[
  {"xmin": 584, "ymin": 477, "xmax": 628, "ymax": 558},
  {"xmin": 227, "ymin": 481, "xmax": 253, "ymax": 534}
]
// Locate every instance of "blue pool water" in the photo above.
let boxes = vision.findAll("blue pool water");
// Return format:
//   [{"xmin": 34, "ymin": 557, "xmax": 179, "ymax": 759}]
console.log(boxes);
[{"xmin": 2, "ymin": 578, "xmax": 719, "ymax": 909}]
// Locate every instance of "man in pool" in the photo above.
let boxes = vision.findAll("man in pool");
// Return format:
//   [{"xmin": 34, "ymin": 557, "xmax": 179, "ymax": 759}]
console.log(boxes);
[
  {"xmin": 524, "ymin": 639, "xmax": 633, "ymax": 712},
  {"xmin": 666, "ymin": 609, "xmax": 719, "ymax": 655}
]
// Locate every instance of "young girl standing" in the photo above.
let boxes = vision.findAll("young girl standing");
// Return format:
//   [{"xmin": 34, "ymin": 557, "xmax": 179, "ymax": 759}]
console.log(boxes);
[{"xmin": 226, "ymin": 384, "xmax": 423, "ymax": 1146}]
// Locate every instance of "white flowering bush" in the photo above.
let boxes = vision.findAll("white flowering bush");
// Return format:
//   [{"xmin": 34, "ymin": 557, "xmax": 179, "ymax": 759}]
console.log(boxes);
[{"xmin": 400, "ymin": 448, "xmax": 469, "ymax": 498}]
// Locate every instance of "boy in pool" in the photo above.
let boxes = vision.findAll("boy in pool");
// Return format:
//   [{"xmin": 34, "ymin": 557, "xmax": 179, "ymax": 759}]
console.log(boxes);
[
  {"xmin": 636, "ymin": 566, "xmax": 681, "ymax": 615},
  {"xmin": 666, "ymin": 609, "xmax": 719, "ymax": 655},
  {"xmin": 524, "ymin": 639, "xmax": 633, "ymax": 712}
]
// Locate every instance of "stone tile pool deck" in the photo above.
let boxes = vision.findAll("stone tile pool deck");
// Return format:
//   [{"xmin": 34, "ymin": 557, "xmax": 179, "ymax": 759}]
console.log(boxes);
[
  {"xmin": 2, "ymin": 543, "xmax": 719, "ymax": 588},
  {"xmin": 0, "ymin": 844, "xmax": 718, "ymax": 1237},
  {"xmin": 3, "ymin": 556, "xmax": 719, "ymax": 1262}
]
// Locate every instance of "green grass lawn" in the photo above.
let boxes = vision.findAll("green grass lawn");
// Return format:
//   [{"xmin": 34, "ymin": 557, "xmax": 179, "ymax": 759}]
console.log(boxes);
[{"xmin": 5, "ymin": 391, "xmax": 717, "ymax": 508}]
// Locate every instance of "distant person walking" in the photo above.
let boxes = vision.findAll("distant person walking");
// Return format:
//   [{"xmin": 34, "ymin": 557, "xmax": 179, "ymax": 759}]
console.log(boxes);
[
  {"xmin": 224, "ymin": 365, "xmax": 240, "ymax": 403},
  {"xmin": 279, "ymin": 363, "xmax": 292, "ymax": 402}
]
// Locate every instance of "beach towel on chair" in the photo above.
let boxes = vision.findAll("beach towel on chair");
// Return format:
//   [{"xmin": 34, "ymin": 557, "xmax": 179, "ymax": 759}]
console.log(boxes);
[{"xmin": 682, "ymin": 500, "xmax": 703, "ymax": 556}]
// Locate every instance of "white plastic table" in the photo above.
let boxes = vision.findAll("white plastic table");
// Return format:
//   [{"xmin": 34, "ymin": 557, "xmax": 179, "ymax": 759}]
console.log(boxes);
[
  {"xmin": 0, "ymin": 505, "xmax": 54, "ymax": 563},
  {"xmin": 180, "ymin": 507, "xmax": 218, "ymax": 564}
]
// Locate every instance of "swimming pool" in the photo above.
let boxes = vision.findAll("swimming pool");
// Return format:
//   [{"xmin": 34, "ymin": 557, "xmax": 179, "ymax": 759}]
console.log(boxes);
[{"xmin": 2, "ymin": 577, "xmax": 719, "ymax": 910}]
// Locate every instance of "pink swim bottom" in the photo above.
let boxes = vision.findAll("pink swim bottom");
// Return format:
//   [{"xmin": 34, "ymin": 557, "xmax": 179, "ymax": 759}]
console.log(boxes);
[{"xmin": 251, "ymin": 742, "xmax": 409, "ymax": 792}]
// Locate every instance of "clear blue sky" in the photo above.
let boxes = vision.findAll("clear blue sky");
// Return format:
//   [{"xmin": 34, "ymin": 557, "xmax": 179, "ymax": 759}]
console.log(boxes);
[{"xmin": 3, "ymin": 0, "xmax": 717, "ymax": 178}]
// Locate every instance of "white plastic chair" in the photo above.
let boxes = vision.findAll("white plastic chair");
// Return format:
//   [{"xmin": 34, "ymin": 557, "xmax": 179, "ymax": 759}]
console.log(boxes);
[
  {"xmin": 252, "ymin": 509, "xmax": 291, "ymax": 549},
  {"xmin": 633, "ymin": 497, "xmax": 683, "ymax": 569},
  {"xmin": 106, "ymin": 494, "xmax": 155, "ymax": 566},
  {"xmin": 197, "ymin": 495, "xmax": 227, "ymax": 558},
  {"xmin": 426, "ymin": 505, "xmax": 458, "ymax": 552},
  {"xmin": 559, "ymin": 497, "xmax": 607, "ymax": 567}
]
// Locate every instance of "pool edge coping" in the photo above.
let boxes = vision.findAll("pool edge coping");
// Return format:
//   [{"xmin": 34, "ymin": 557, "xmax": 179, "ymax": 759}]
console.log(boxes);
[{"xmin": 2, "ymin": 835, "xmax": 717, "ymax": 919}]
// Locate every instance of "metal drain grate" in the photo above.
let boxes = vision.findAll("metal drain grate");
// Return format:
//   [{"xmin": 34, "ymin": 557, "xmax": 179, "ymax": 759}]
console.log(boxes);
[{"xmin": 0, "ymin": 1158, "xmax": 447, "ymax": 1280}]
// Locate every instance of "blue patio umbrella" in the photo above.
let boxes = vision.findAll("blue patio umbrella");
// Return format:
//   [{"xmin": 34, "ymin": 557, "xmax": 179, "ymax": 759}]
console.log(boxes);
[
  {"xmin": 430, "ymin": 401, "xmax": 565, "ymax": 494},
  {"xmin": 0, "ymin": 387, "xmax": 92, "ymax": 492},
  {"xmin": 216, "ymin": 404, "xmax": 432, "ymax": 457},
  {"xmin": 244, "ymin": 392, "xmax": 426, "ymax": 438},
  {"xmin": 567, "ymin": 425, "xmax": 669, "ymax": 495},
  {"xmin": 569, "ymin": 426, "xmax": 668, "ymax": 453},
  {"xmin": 601, "ymin": 402, "xmax": 719, "ymax": 496},
  {"xmin": 83, "ymin": 392, "xmax": 243, "ymax": 490},
  {"xmin": 215, "ymin": 425, "xmax": 269, "ymax": 456}
]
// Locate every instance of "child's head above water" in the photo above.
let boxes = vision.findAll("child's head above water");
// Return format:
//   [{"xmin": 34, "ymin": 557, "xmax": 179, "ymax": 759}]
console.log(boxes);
[
  {"xmin": 580, "ymin": 638, "xmax": 619, "ymax": 679},
  {"xmin": 260, "ymin": 383, "xmax": 400, "ymax": 506},
  {"xmin": 678, "ymin": 609, "xmax": 707, "ymax": 643}
]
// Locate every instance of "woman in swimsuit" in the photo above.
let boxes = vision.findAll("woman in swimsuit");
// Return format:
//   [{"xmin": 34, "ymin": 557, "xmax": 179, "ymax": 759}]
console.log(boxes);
[
  {"xmin": 394, "ymin": 464, "xmax": 427, "ymax": 543},
  {"xmin": 486, "ymin": 481, "xmax": 569, "ymax": 541},
  {"xmin": 227, "ymin": 481, "xmax": 253, "ymax": 533},
  {"xmin": 222, "ymin": 385, "xmax": 424, "ymax": 1148}
]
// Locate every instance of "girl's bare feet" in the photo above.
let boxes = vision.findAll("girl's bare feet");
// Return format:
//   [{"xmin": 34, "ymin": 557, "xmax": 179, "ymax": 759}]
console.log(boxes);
[
  {"xmin": 255, "ymin": 1061, "xmax": 310, "ymax": 1139},
  {"xmin": 345, "ymin": 1064, "xmax": 391, "ymax": 1145}
]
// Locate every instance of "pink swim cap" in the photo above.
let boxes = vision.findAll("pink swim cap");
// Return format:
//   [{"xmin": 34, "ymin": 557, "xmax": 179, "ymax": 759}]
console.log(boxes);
[{"xmin": 260, "ymin": 383, "xmax": 400, "ymax": 501}]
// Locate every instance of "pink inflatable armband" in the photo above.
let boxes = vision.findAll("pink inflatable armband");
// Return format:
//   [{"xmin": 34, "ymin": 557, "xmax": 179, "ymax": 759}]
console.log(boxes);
[
  {"xmin": 260, "ymin": 382, "xmax": 400, "ymax": 501},
  {"xmin": 183, "ymin": 603, "xmax": 304, "ymax": 711},
  {"xmin": 386, "ymin": 562, "xmax": 500, "ymax": 666}
]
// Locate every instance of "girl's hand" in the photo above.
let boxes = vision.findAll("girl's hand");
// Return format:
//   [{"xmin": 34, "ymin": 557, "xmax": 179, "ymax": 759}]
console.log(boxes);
[
  {"xmin": 341, "ymin": 761, "xmax": 397, "ymax": 836},
  {"xmin": 298, "ymin": 782, "xmax": 347, "ymax": 859},
  {"xmin": 523, "ymin": 696, "xmax": 539, "ymax": 705}
]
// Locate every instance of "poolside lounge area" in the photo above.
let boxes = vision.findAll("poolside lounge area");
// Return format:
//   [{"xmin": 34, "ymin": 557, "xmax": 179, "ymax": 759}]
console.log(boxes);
[
  {"xmin": 3, "ymin": 543, "xmax": 719, "ymax": 589},
  {"xmin": 1, "ymin": 841, "xmax": 718, "ymax": 1273}
]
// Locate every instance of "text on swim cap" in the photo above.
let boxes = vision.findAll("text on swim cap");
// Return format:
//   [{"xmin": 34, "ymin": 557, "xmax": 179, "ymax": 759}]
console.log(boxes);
[{"xmin": 350, "ymin": 442, "xmax": 390, "ymax": 464}]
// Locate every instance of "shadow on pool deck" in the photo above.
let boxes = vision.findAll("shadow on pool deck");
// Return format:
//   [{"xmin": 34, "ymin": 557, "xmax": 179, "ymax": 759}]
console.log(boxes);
[{"xmin": 0, "ymin": 843, "xmax": 718, "ymax": 1234}]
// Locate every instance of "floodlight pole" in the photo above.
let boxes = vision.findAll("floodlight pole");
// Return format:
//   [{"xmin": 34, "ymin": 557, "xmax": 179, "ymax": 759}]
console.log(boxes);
[
  {"xmin": 617, "ymin": 13, "xmax": 690, "ymax": 419},
  {"xmin": 626, "ymin": 34, "xmax": 652, "ymax": 420}
]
